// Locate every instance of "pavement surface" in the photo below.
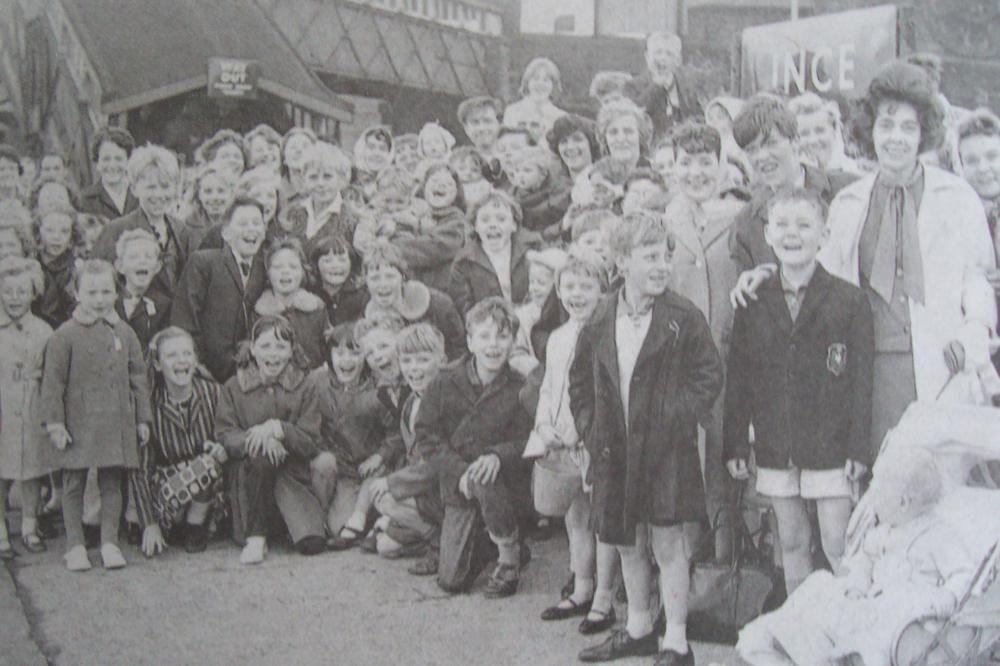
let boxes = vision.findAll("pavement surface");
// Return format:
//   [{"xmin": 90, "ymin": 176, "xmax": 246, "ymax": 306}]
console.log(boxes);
[{"xmin": 1, "ymin": 533, "xmax": 744, "ymax": 666}]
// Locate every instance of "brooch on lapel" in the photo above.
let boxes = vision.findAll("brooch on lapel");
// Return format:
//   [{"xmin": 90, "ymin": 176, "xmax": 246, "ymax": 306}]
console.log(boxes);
[{"xmin": 827, "ymin": 343, "xmax": 847, "ymax": 377}]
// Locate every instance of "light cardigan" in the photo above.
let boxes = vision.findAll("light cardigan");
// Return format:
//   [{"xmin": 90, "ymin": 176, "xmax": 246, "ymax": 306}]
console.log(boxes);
[{"xmin": 818, "ymin": 166, "xmax": 997, "ymax": 400}]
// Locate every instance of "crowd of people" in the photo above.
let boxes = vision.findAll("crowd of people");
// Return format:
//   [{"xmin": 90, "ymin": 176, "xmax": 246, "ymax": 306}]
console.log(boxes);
[{"xmin": 1, "ymin": 28, "xmax": 999, "ymax": 665}]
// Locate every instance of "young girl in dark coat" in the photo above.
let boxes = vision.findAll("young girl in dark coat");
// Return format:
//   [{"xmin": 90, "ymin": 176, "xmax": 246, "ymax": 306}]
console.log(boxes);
[
  {"xmin": 215, "ymin": 315, "xmax": 326, "ymax": 565},
  {"xmin": 307, "ymin": 233, "xmax": 368, "ymax": 328},
  {"xmin": 33, "ymin": 207, "xmax": 80, "ymax": 328}
]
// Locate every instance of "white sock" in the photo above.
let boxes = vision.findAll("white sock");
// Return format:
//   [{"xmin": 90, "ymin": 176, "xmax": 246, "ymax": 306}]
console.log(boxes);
[
  {"xmin": 570, "ymin": 576, "xmax": 595, "ymax": 604},
  {"xmin": 625, "ymin": 608, "xmax": 653, "ymax": 639},
  {"xmin": 22, "ymin": 516, "xmax": 37, "ymax": 536},
  {"xmin": 591, "ymin": 588, "xmax": 614, "ymax": 614},
  {"xmin": 661, "ymin": 622, "xmax": 688, "ymax": 653}
]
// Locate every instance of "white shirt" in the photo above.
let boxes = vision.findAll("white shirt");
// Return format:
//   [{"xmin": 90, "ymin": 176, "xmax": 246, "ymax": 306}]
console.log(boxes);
[
  {"xmin": 615, "ymin": 293, "xmax": 652, "ymax": 427},
  {"xmin": 104, "ymin": 184, "xmax": 129, "ymax": 215},
  {"xmin": 482, "ymin": 242, "xmax": 513, "ymax": 303},
  {"xmin": 305, "ymin": 194, "xmax": 343, "ymax": 240}
]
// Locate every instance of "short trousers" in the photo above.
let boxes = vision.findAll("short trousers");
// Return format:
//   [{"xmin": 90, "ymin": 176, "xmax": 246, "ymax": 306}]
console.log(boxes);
[{"xmin": 755, "ymin": 465, "xmax": 851, "ymax": 500}]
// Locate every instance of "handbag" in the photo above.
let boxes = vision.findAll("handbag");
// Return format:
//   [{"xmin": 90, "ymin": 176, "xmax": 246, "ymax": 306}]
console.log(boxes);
[
  {"xmin": 151, "ymin": 453, "xmax": 222, "ymax": 521},
  {"xmin": 687, "ymin": 488, "xmax": 782, "ymax": 644}
]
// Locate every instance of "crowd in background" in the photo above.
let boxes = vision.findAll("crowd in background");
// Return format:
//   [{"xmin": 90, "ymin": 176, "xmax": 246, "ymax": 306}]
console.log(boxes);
[{"xmin": 1, "ymin": 29, "xmax": 1000, "ymax": 666}]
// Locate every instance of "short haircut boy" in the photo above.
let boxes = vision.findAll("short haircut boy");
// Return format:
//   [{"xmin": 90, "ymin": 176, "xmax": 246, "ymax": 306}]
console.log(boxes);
[
  {"xmin": 91, "ymin": 127, "xmax": 136, "ymax": 162},
  {"xmin": 732, "ymin": 95, "xmax": 798, "ymax": 151},
  {"xmin": 671, "ymin": 121, "xmax": 722, "ymax": 158},
  {"xmin": 608, "ymin": 209, "xmax": 672, "ymax": 263},
  {"xmin": 457, "ymin": 96, "xmax": 503, "ymax": 126},
  {"xmin": 301, "ymin": 142, "xmax": 352, "ymax": 183},
  {"xmin": 397, "ymin": 322, "xmax": 446, "ymax": 358},
  {"xmin": 765, "ymin": 185, "xmax": 829, "ymax": 222},
  {"xmin": 465, "ymin": 296, "xmax": 518, "ymax": 338},
  {"xmin": 127, "ymin": 144, "xmax": 179, "ymax": 186},
  {"xmin": 223, "ymin": 196, "xmax": 266, "ymax": 225},
  {"xmin": 115, "ymin": 228, "xmax": 160, "ymax": 263}
]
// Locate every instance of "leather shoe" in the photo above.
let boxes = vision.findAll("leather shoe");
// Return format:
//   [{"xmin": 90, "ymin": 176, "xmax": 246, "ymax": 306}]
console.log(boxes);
[
  {"xmin": 184, "ymin": 523, "xmax": 209, "ymax": 553},
  {"xmin": 579, "ymin": 606, "xmax": 616, "ymax": 635},
  {"xmin": 578, "ymin": 628, "xmax": 659, "ymax": 662},
  {"xmin": 483, "ymin": 563, "xmax": 520, "ymax": 599},
  {"xmin": 541, "ymin": 597, "xmax": 591, "ymax": 621},
  {"xmin": 653, "ymin": 646, "xmax": 694, "ymax": 666}
]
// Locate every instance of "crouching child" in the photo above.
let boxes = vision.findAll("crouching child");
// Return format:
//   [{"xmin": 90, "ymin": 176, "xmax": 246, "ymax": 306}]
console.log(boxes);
[{"xmin": 416, "ymin": 297, "xmax": 533, "ymax": 596}]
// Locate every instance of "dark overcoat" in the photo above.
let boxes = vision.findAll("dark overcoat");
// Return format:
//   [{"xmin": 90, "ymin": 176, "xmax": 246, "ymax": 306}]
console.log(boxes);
[
  {"xmin": 79, "ymin": 183, "xmax": 139, "ymax": 222},
  {"xmin": 569, "ymin": 290, "xmax": 723, "ymax": 545},
  {"xmin": 415, "ymin": 357, "xmax": 533, "ymax": 507},
  {"xmin": 446, "ymin": 233, "xmax": 537, "ymax": 315},
  {"xmin": 170, "ymin": 246, "xmax": 266, "ymax": 382},
  {"xmin": 93, "ymin": 207, "xmax": 191, "ymax": 300}
]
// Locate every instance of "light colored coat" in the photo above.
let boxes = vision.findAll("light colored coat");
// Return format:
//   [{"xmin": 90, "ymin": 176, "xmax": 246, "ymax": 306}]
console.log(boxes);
[
  {"xmin": 0, "ymin": 312, "xmax": 54, "ymax": 480},
  {"xmin": 39, "ymin": 312, "xmax": 152, "ymax": 470},
  {"xmin": 818, "ymin": 166, "xmax": 997, "ymax": 400},
  {"xmin": 665, "ymin": 194, "xmax": 744, "ymax": 358}
]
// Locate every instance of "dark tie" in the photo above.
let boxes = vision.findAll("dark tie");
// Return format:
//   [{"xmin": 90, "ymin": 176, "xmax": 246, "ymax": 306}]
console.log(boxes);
[{"xmin": 239, "ymin": 260, "xmax": 251, "ymax": 281}]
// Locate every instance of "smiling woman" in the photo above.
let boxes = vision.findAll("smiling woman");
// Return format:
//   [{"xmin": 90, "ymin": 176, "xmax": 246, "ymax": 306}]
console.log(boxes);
[{"xmin": 821, "ymin": 61, "xmax": 997, "ymax": 456}]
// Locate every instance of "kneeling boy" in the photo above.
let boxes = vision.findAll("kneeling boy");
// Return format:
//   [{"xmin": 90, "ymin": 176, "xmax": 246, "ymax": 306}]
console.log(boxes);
[{"xmin": 415, "ymin": 297, "xmax": 533, "ymax": 597}]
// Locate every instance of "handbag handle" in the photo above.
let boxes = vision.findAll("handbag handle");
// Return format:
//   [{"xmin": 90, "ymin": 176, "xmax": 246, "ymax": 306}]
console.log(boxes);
[{"xmin": 691, "ymin": 485, "xmax": 753, "ymax": 574}]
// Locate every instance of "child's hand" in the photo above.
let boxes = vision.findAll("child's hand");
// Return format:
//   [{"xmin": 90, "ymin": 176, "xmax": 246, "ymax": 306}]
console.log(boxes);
[
  {"xmin": 468, "ymin": 453, "xmax": 501, "ymax": 485},
  {"xmin": 359, "ymin": 454, "xmax": 384, "ymax": 478},
  {"xmin": 370, "ymin": 477, "xmax": 390, "ymax": 504},
  {"xmin": 726, "ymin": 458, "xmax": 750, "ymax": 481},
  {"xmin": 244, "ymin": 424, "xmax": 271, "ymax": 457},
  {"xmin": 845, "ymin": 459, "xmax": 868, "ymax": 482},
  {"xmin": 47, "ymin": 424, "xmax": 72, "ymax": 450},
  {"xmin": 204, "ymin": 441, "xmax": 228, "ymax": 464},
  {"xmin": 263, "ymin": 438, "xmax": 287, "ymax": 466},
  {"xmin": 142, "ymin": 524, "xmax": 166, "ymax": 557},
  {"xmin": 138, "ymin": 423, "xmax": 150, "ymax": 445}
]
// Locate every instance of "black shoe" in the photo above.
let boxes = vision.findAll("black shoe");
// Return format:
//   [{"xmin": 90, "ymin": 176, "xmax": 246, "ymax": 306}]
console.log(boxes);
[
  {"xmin": 579, "ymin": 606, "xmax": 617, "ymax": 635},
  {"xmin": 578, "ymin": 628, "xmax": 659, "ymax": 662},
  {"xmin": 483, "ymin": 563, "xmax": 520, "ymax": 599},
  {"xmin": 653, "ymin": 646, "xmax": 694, "ymax": 666},
  {"xmin": 541, "ymin": 597, "xmax": 591, "ymax": 621},
  {"xmin": 83, "ymin": 524, "xmax": 101, "ymax": 549},
  {"xmin": 36, "ymin": 516, "xmax": 59, "ymax": 540},
  {"xmin": 165, "ymin": 524, "xmax": 187, "ymax": 548},
  {"xmin": 561, "ymin": 572, "xmax": 575, "ymax": 599},
  {"xmin": 184, "ymin": 523, "xmax": 209, "ymax": 553}
]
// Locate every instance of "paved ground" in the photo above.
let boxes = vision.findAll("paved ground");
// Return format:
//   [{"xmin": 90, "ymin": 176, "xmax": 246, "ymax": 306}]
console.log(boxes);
[{"xmin": 1, "ymin": 532, "xmax": 743, "ymax": 666}]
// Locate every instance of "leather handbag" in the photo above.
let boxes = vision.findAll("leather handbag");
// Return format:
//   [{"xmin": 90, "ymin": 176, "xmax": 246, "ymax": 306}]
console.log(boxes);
[{"xmin": 687, "ymin": 489, "xmax": 782, "ymax": 644}]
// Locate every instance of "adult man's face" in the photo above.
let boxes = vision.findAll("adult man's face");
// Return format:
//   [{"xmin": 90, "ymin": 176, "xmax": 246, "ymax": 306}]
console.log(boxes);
[{"xmin": 645, "ymin": 35, "xmax": 682, "ymax": 85}]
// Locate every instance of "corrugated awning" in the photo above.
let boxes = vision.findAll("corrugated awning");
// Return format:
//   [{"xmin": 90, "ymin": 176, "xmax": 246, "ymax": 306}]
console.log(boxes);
[{"xmin": 56, "ymin": 0, "xmax": 353, "ymax": 120}]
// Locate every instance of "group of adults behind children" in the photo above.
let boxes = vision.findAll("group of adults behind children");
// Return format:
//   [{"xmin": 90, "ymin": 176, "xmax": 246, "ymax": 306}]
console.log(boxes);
[{"xmin": 1, "ymin": 28, "xmax": 1000, "ymax": 665}]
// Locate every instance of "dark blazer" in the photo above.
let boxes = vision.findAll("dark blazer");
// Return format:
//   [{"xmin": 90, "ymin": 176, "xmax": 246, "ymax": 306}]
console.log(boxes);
[
  {"xmin": 723, "ymin": 265, "xmax": 874, "ymax": 470},
  {"xmin": 628, "ymin": 70, "xmax": 704, "ymax": 141},
  {"xmin": 730, "ymin": 166, "xmax": 857, "ymax": 272},
  {"xmin": 114, "ymin": 289, "xmax": 172, "ymax": 353},
  {"xmin": 446, "ymin": 232, "xmax": 538, "ymax": 315},
  {"xmin": 79, "ymin": 183, "xmax": 139, "ymax": 222},
  {"xmin": 94, "ymin": 208, "xmax": 191, "ymax": 299},
  {"xmin": 415, "ymin": 357, "xmax": 532, "ymax": 506},
  {"xmin": 569, "ymin": 289, "xmax": 723, "ymax": 545},
  {"xmin": 170, "ymin": 246, "xmax": 266, "ymax": 382}
]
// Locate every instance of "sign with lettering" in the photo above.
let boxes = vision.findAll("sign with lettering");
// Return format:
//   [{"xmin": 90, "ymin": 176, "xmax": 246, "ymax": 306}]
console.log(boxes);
[
  {"xmin": 207, "ymin": 58, "xmax": 260, "ymax": 99},
  {"xmin": 740, "ymin": 5, "xmax": 897, "ymax": 98}
]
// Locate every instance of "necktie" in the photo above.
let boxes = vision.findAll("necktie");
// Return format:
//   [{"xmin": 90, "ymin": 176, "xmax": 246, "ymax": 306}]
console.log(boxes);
[{"xmin": 239, "ymin": 260, "xmax": 251, "ymax": 281}]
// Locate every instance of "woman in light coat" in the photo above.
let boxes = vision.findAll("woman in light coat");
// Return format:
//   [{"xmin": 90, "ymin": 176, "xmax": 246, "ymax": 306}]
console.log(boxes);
[{"xmin": 819, "ymin": 62, "xmax": 997, "ymax": 454}]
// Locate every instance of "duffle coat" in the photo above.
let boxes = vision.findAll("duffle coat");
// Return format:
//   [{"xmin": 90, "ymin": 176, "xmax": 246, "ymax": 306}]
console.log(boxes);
[
  {"xmin": 0, "ymin": 312, "xmax": 54, "ymax": 480},
  {"xmin": 569, "ymin": 290, "xmax": 723, "ymax": 545}
]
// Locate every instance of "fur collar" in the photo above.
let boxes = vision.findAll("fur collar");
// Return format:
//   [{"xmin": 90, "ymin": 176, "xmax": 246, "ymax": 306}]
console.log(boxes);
[
  {"xmin": 236, "ymin": 362, "xmax": 307, "ymax": 393},
  {"xmin": 254, "ymin": 289, "xmax": 324, "ymax": 317},
  {"xmin": 72, "ymin": 306, "xmax": 122, "ymax": 326}
]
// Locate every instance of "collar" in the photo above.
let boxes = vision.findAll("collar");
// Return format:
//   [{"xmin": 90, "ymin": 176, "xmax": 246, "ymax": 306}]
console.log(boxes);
[
  {"xmin": 72, "ymin": 306, "xmax": 121, "ymax": 326},
  {"xmin": 254, "ymin": 289, "xmax": 324, "ymax": 316},
  {"xmin": 876, "ymin": 163, "xmax": 924, "ymax": 190},
  {"xmin": 779, "ymin": 262, "xmax": 817, "ymax": 295},
  {"xmin": 308, "ymin": 194, "xmax": 343, "ymax": 220},
  {"xmin": 0, "ymin": 309, "xmax": 34, "ymax": 329},
  {"xmin": 230, "ymin": 246, "xmax": 255, "ymax": 269},
  {"xmin": 464, "ymin": 354, "xmax": 511, "ymax": 391},
  {"xmin": 236, "ymin": 362, "xmax": 307, "ymax": 393},
  {"xmin": 617, "ymin": 286, "xmax": 653, "ymax": 320}
]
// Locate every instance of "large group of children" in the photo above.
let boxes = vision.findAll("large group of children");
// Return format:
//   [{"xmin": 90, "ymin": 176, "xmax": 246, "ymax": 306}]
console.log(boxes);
[{"xmin": 1, "ymin": 29, "xmax": 1000, "ymax": 666}]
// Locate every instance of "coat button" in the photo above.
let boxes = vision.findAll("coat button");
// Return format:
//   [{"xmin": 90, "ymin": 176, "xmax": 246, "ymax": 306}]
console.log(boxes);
[{"xmin": 602, "ymin": 447, "xmax": 611, "ymax": 458}]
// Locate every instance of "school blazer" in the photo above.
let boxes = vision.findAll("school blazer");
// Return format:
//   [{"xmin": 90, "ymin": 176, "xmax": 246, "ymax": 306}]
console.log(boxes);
[{"xmin": 723, "ymin": 265, "xmax": 875, "ymax": 470}]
